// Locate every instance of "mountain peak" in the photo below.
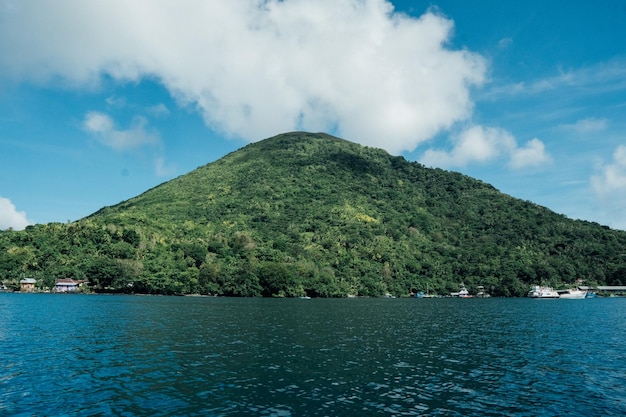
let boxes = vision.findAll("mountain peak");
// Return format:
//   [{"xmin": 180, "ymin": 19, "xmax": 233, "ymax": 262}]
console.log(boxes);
[{"xmin": 4, "ymin": 132, "xmax": 626, "ymax": 297}]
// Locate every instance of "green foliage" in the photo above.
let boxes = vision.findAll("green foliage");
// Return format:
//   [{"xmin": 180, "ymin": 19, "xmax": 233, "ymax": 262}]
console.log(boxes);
[{"xmin": 2, "ymin": 132, "xmax": 626, "ymax": 297}]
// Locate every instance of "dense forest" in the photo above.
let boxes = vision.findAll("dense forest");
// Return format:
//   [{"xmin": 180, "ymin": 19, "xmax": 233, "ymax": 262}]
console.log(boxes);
[{"xmin": 2, "ymin": 132, "xmax": 626, "ymax": 297}]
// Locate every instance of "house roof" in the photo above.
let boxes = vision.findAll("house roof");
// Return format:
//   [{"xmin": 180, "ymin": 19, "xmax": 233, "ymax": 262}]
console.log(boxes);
[
  {"xmin": 20, "ymin": 278, "xmax": 37, "ymax": 284},
  {"xmin": 56, "ymin": 279, "xmax": 79, "ymax": 286}
]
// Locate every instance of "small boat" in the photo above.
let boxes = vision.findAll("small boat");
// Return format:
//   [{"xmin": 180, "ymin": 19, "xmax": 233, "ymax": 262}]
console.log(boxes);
[
  {"xmin": 557, "ymin": 288, "xmax": 587, "ymax": 299},
  {"xmin": 476, "ymin": 285, "xmax": 490, "ymax": 298},
  {"xmin": 451, "ymin": 286, "xmax": 470, "ymax": 298},
  {"xmin": 415, "ymin": 283, "xmax": 437, "ymax": 298},
  {"xmin": 528, "ymin": 285, "xmax": 559, "ymax": 298},
  {"xmin": 298, "ymin": 296, "xmax": 311, "ymax": 300}
]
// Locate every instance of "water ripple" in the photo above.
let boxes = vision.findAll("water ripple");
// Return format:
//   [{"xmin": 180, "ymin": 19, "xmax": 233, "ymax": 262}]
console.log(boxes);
[{"xmin": 1, "ymin": 295, "xmax": 626, "ymax": 416}]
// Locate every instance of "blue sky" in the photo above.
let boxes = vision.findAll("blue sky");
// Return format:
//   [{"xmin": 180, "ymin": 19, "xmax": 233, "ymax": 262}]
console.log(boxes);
[{"xmin": 1, "ymin": 0, "xmax": 625, "ymax": 230}]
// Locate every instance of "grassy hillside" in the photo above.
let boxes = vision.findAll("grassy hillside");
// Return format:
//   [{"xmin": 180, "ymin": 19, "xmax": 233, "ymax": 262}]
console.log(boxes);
[{"xmin": 2, "ymin": 132, "xmax": 625, "ymax": 296}]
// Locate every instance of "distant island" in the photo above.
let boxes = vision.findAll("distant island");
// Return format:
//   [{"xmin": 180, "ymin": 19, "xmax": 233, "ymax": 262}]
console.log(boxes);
[{"xmin": 2, "ymin": 132, "xmax": 625, "ymax": 297}]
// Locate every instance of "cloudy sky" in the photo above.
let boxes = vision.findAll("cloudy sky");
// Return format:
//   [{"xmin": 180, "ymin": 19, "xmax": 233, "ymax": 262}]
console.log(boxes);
[{"xmin": 1, "ymin": 0, "xmax": 625, "ymax": 230}]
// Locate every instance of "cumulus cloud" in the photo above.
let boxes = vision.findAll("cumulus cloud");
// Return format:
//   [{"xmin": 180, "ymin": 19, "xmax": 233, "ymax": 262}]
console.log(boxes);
[
  {"xmin": 508, "ymin": 138, "xmax": 552, "ymax": 169},
  {"xmin": 591, "ymin": 145, "xmax": 626, "ymax": 196},
  {"xmin": 590, "ymin": 146, "xmax": 626, "ymax": 230},
  {"xmin": 0, "ymin": 196, "xmax": 32, "ymax": 230},
  {"xmin": 0, "ymin": 0, "xmax": 486, "ymax": 153},
  {"xmin": 420, "ymin": 125, "xmax": 514, "ymax": 167},
  {"xmin": 420, "ymin": 125, "xmax": 551, "ymax": 169},
  {"xmin": 82, "ymin": 111, "xmax": 160, "ymax": 151}
]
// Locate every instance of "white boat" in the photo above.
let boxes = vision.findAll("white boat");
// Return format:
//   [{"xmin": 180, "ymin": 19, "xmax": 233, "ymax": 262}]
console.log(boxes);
[
  {"xmin": 451, "ymin": 286, "xmax": 470, "ymax": 298},
  {"xmin": 528, "ymin": 285, "xmax": 559, "ymax": 298},
  {"xmin": 557, "ymin": 288, "xmax": 587, "ymax": 299},
  {"xmin": 476, "ymin": 285, "xmax": 490, "ymax": 298}
]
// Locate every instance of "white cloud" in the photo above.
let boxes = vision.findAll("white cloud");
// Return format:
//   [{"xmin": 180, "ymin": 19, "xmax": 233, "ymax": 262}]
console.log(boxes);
[
  {"xmin": 486, "ymin": 59, "xmax": 626, "ymax": 99},
  {"xmin": 591, "ymin": 145, "xmax": 626, "ymax": 195},
  {"xmin": 0, "ymin": 196, "xmax": 32, "ymax": 230},
  {"xmin": 82, "ymin": 111, "xmax": 160, "ymax": 150},
  {"xmin": 154, "ymin": 157, "xmax": 176, "ymax": 177},
  {"xmin": 148, "ymin": 103, "xmax": 170, "ymax": 118},
  {"xmin": 420, "ymin": 125, "xmax": 551, "ymax": 170},
  {"xmin": 0, "ymin": 0, "xmax": 486, "ymax": 154},
  {"xmin": 508, "ymin": 138, "xmax": 552, "ymax": 169},
  {"xmin": 560, "ymin": 117, "xmax": 608, "ymax": 134},
  {"xmin": 106, "ymin": 96, "xmax": 170, "ymax": 117},
  {"xmin": 497, "ymin": 37, "xmax": 513, "ymax": 50},
  {"xmin": 420, "ymin": 125, "xmax": 514, "ymax": 167},
  {"xmin": 105, "ymin": 96, "xmax": 127, "ymax": 108},
  {"xmin": 590, "ymin": 145, "xmax": 626, "ymax": 230},
  {"xmin": 83, "ymin": 112, "xmax": 114, "ymax": 134}
]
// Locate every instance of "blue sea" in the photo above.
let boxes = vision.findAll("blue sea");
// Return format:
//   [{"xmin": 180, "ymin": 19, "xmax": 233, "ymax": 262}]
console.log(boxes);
[{"xmin": 1, "ymin": 294, "xmax": 625, "ymax": 416}]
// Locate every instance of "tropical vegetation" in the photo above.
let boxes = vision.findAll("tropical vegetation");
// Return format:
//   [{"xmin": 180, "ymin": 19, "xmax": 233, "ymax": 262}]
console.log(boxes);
[{"xmin": 2, "ymin": 132, "xmax": 625, "ymax": 296}]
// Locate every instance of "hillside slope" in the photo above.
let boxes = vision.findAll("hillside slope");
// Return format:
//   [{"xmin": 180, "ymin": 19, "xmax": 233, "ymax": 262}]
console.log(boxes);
[{"xmin": 2, "ymin": 132, "xmax": 625, "ymax": 296}]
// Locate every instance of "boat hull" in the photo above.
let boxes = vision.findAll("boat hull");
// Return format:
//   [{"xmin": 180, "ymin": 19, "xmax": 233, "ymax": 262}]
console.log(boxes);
[{"xmin": 558, "ymin": 290, "xmax": 587, "ymax": 299}]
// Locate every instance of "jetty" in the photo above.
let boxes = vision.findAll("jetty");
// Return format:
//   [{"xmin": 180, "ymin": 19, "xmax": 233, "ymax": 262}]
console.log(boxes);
[{"xmin": 581, "ymin": 286, "xmax": 626, "ymax": 296}]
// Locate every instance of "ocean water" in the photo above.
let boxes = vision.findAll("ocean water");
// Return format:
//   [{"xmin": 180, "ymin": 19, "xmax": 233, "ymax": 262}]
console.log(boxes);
[{"xmin": 1, "ymin": 294, "xmax": 625, "ymax": 416}]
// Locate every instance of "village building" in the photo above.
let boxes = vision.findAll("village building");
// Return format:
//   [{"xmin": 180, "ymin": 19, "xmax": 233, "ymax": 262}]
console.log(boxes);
[
  {"xmin": 19, "ymin": 278, "xmax": 37, "ymax": 292},
  {"xmin": 54, "ymin": 278, "xmax": 81, "ymax": 292}
]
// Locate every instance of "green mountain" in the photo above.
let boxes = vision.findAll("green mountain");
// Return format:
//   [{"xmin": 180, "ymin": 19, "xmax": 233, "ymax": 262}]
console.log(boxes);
[{"xmin": 2, "ymin": 132, "xmax": 626, "ymax": 296}]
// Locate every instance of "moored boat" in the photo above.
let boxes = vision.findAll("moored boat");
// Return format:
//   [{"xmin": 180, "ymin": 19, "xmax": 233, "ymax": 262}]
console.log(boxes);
[
  {"xmin": 416, "ymin": 283, "xmax": 438, "ymax": 298},
  {"xmin": 557, "ymin": 288, "xmax": 587, "ymax": 299},
  {"xmin": 451, "ymin": 286, "xmax": 470, "ymax": 298},
  {"xmin": 528, "ymin": 285, "xmax": 559, "ymax": 298},
  {"xmin": 476, "ymin": 285, "xmax": 490, "ymax": 298}
]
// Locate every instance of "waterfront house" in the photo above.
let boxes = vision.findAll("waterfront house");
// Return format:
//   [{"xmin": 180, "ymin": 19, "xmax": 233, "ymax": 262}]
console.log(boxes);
[
  {"xmin": 19, "ymin": 278, "xmax": 37, "ymax": 292},
  {"xmin": 55, "ymin": 278, "xmax": 80, "ymax": 292}
]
